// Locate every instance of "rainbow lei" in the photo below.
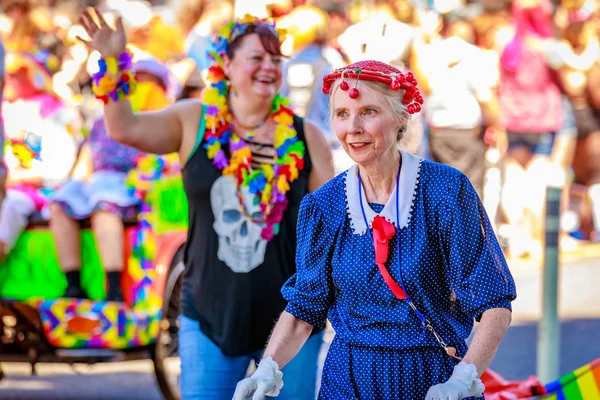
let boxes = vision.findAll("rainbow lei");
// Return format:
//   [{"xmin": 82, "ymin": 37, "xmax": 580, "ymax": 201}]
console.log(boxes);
[
  {"xmin": 91, "ymin": 49, "xmax": 137, "ymax": 105},
  {"xmin": 203, "ymin": 15, "xmax": 304, "ymax": 241}
]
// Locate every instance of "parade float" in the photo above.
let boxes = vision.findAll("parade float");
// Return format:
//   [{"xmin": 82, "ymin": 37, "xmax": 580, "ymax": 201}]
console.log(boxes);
[{"xmin": 0, "ymin": 152, "xmax": 187, "ymax": 400}]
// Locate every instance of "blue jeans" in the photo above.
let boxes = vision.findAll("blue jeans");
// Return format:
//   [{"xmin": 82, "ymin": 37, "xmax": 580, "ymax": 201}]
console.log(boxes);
[{"xmin": 179, "ymin": 314, "xmax": 324, "ymax": 400}]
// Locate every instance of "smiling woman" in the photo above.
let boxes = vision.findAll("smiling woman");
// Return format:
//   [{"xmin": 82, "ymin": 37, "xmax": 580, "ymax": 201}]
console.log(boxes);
[
  {"xmin": 224, "ymin": 22, "xmax": 283, "ymax": 101},
  {"xmin": 76, "ymin": 9, "xmax": 334, "ymax": 400},
  {"xmin": 235, "ymin": 60, "xmax": 516, "ymax": 400}
]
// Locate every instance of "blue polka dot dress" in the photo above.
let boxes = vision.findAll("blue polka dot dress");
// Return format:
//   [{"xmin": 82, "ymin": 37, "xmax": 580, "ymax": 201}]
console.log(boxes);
[{"xmin": 282, "ymin": 151, "xmax": 517, "ymax": 400}]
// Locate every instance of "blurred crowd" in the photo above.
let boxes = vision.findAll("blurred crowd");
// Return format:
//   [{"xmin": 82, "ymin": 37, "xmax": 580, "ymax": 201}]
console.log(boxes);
[{"xmin": 0, "ymin": 0, "xmax": 599, "ymax": 263}]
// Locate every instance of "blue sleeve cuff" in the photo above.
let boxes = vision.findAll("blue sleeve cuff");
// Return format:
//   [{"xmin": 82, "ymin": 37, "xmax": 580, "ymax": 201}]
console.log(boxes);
[
  {"xmin": 473, "ymin": 297, "xmax": 513, "ymax": 322},
  {"xmin": 285, "ymin": 302, "xmax": 327, "ymax": 330}
]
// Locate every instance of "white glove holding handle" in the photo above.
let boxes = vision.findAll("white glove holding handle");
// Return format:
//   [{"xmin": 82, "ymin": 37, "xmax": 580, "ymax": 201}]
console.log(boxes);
[
  {"xmin": 232, "ymin": 357, "xmax": 283, "ymax": 400},
  {"xmin": 425, "ymin": 361, "xmax": 485, "ymax": 400}
]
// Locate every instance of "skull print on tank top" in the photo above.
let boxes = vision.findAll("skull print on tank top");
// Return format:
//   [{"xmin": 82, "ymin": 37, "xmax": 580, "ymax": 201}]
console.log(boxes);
[{"xmin": 209, "ymin": 134, "xmax": 277, "ymax": 273}]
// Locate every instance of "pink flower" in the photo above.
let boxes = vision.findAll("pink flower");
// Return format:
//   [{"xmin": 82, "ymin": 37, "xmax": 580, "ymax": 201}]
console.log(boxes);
[
  {"xmin": 266, "ymin": 199, "xmax": 288, "ymax": 225},
  {"xmin": 261, "ymin": 225, "xmax": 275, "ymax": 241}
]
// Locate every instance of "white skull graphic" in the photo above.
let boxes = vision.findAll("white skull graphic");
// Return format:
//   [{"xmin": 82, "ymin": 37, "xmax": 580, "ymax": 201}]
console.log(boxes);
[{"xmin": 210, "ymin": 176, "xmax": 268, "ymax": 273}]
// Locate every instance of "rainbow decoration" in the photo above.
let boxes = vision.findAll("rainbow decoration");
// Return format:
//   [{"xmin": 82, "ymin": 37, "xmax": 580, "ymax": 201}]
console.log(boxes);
[
  {"xmin": 14, "ymin": 153, "xmax": 182, "ymax": 350},
  {"xmin": 126, "ymin": 153, "xmax": 181, "ymax": 280},
  {"xmin": 27, "ymin": 292, "xmax": 160, "ymax": 349},
  {"xmin": 540, "ymin": 359, "xmax": 600, "ymax": 399},
  {"xmin": 18, "ymin": 226, "xmax": 163, "ymax": 349},
  {"xmin": 91, "ymin": 49, "xmax": 138, "ymax": 105}
]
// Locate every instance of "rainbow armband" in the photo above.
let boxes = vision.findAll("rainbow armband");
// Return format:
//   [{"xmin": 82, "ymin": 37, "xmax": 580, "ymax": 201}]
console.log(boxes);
[{"xmin": 91, "ymin": 49, "xmax": 138, "ymax": 105}]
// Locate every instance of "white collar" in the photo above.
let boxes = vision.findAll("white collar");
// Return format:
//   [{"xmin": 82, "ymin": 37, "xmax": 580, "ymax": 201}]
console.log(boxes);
[{"xmin": 344, "ymin": 151, "xmax": 423, "ymax": 235}]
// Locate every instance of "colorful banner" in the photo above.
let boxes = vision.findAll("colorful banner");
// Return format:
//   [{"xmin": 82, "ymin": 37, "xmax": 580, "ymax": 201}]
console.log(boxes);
[{"xmin": 541, "ymin": 359, "xmax": 600, "ymax": 399}]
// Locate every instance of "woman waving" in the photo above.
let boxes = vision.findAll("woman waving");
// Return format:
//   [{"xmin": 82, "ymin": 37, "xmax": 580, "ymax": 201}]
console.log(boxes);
[{"xmin": 78, "ymin": 9, "xmax": 333, "ymax": 400}]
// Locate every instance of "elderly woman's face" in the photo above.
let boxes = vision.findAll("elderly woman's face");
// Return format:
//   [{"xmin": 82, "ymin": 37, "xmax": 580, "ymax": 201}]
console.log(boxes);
[
  {"xmin": 224, "ymin": 34, "xmax": 283, "ymax": 100},
  {"xmin": 332, "ymin": 84, "xmax": 401, "ymax": 166}
]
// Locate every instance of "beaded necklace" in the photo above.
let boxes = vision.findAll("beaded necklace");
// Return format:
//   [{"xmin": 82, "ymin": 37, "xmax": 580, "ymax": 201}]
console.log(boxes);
[
  {"xmin": 202, "ymin": 17, "xmax": 305, "ymax": 241},
  {"xmin": 231, "ymin": 108, "xmax": 271, "ymax": 135}
]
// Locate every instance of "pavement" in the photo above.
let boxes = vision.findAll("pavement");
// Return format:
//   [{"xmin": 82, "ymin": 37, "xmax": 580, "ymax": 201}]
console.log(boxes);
[
  {"xmin": 489, "ymin": 242, "xmax": 600, "ymax": 380},
  {"xmin": 0, "ymin": 361, "xmax": 163, "ymax": 400}
]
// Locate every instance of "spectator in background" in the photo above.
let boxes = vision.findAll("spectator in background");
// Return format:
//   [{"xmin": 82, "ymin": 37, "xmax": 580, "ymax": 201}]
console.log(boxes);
[
  {"xmin": 279, "ymin": 4, "xmax": 352, "ymax": 173},
  {"xmin": 338, "ymin": 3, "xmax": 415, "ymax": 68},
  {"xmin": 471, "ymin": 0, "xmax": 514, "ymax": 54},
  {"xmin": 313, "ymin": 0, "xmax": 352, "ymax": 64},
  {"xmin": 0, "ymin": 0, "xmax": 60, "ymax": 54},
  {"xmin": 412, "ymin": 10, "xmax": 503, "ymax": 198},
  {"xmin": 127, "ymin": 13, "xmax": 186, "ymax": 63},
  {"xmin": 497, "ymin": 0, "xmax": 565, "ymax": 258},
  {"xmin": 392, "ymin": 0, "xmax": 418, "ymax": 24},
  {"xmin": 171, "ymin": 57, "xmax": 205, "ymax": 101},
  {"xmin": 266, "ymin": 0, "xmax": 294, "ymax": 18},
  {"xmin": 279, "ymin": 5, "xmax": 344, "ymax": 145},
  {"xmin": 586, "ymin": 42, "xmax": 600, "ymax": 242},
  {"xmin": 175, "ymin": 0, "xmax": 206, "ymax": 37},
  {"xmin": 553, "ymin": 5, "xmax": 600, "ymax": 241},
  {"xmin": 554, "ymin": 0, "xmax": 590, "ymax": 30},
  {"xmin": 180, "ymin": 0, "xmax": 234, "ymax": 73}
]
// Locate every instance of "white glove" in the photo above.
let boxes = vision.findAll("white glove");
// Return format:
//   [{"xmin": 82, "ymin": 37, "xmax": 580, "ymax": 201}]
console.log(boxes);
[
  {"xmin": 425, "ymin": 361, "xmax": 485, "ymax": 400},
  {"xmin": 232, "ymin": 357, "xmax": 284, "ymax": 400}
]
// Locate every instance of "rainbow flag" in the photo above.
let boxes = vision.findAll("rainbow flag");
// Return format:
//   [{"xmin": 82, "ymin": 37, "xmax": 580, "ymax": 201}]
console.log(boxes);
[{"xmin": 539, "ymin": 359, "xmax": 600, "ymax": 399}]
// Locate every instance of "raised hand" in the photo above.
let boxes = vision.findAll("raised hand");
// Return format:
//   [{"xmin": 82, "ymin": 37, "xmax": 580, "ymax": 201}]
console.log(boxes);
[{"xmin": 77, "ymin": 8, "xmax": 127, "ymax": 58}]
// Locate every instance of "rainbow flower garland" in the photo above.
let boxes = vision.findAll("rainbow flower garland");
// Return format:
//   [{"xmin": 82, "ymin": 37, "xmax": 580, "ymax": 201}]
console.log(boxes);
[
  {"xmin": 126, "ymin": 154, "xmax": 180, "ymax": 275},
  {"xmin": 202, "ymin": 15, "xmax": 305, "ymax": 241}
]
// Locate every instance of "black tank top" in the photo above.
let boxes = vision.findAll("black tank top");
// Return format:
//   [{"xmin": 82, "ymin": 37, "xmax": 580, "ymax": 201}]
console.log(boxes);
[{"xmin": 181, "ymin": 107, "xmax": 319, "ymax": 356}]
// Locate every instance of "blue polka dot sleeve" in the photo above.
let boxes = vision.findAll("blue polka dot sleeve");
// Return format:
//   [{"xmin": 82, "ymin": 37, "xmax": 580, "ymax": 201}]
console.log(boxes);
[
  {"xmin": 282, "ymin": 194, "xmax": 335, "ymax": 329},
  {"xmin": 442, "ymin": 174, "xmax": 517, "ymax": 321}
]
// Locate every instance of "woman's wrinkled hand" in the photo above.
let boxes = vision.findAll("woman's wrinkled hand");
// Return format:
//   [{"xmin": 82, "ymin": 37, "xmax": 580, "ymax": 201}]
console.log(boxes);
[{"xmin": 77, "ymin": 8, "xmax": 127, "ymax": 58}]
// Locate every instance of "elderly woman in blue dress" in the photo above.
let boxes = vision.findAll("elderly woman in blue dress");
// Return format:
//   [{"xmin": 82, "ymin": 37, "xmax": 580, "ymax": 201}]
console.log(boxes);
[{"xmin": 234, "ymin": 60, "xmax": 517, "ymax": 400}]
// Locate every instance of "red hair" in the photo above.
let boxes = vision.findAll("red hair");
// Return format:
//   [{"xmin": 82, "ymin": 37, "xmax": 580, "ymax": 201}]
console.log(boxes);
[{"xmin": 226, "ymin": 24, "xmax": 283, "ymax": 58}]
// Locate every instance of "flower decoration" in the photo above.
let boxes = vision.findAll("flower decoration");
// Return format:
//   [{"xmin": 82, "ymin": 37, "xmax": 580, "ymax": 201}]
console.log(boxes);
[
  {"xmin": 126, "ymin": 153, "xmax": 180, "ymax": 277},
  {"xmin": 91, "ymin": 49, "xmax": 138, "ymax": 105}
]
